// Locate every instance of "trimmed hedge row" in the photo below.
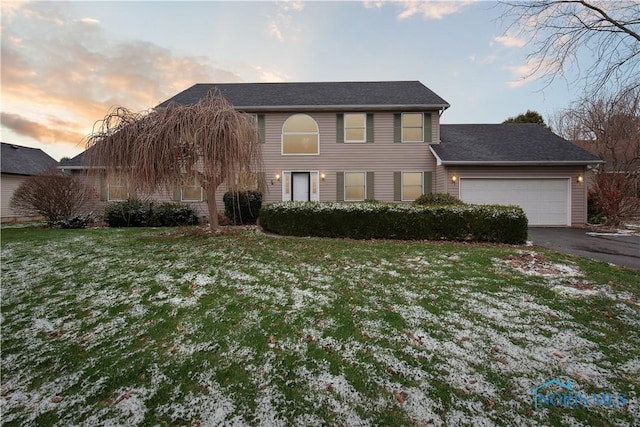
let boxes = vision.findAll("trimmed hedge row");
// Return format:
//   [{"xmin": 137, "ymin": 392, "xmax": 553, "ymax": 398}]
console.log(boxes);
[
  {"xmin": 104, "ymin": 199, "xmax": 199, "ymax": 227},
  {"xmin": 259, "ymin": 202, "xmax": 528, "ymax": 244}
]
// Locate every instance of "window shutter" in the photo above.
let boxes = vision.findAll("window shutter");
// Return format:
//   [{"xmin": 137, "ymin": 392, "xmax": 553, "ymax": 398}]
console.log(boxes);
[
  {"xmin": 173, "ymin": 185, "xmax": 181, "ymax": 201},
  {"xmin": 336, "ymin": 114, "xmax": 344, "ymax": 143},
  {"xmin": 366, "ymin": 172, "xmax": 375, "ymax": 200},
  {"xmin": 423, "ymin": 171, "xmax": 433, "ymax": 194},
  {"xmin": 257, "ymin": 172, "xmax": 266, "ymax": 191},
  {"xmin": 336, "ymin": 172, "xmax": 344, "ymax": 201},
  {"xmin": 393, "ymin": 172, "xmax": 401, "ymax": 201},
  {"xmin": 257, "ymin": 115, "xmax": 266, "ymax": 143},
  {"xmin": 202, "ymin": 187, "xmax": 207, "ymax": 201},
  {"xmin": 99, "ymin": 174, "xmax": 107, "ymax": 201},
  {"xmin": 393, "ymin": 114, "xmax": 401, "ymax": 143},
  {"xmin": 423, "ymin": 113, "xmax": 432, "ymax": 143},
  {"xmin": 366, "ymin": 113, "xmax": 374, "ymax": 143}
]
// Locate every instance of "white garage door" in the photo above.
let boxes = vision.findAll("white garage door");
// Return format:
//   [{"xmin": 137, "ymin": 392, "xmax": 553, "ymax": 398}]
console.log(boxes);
[{"xmin": 459, "ymin": 178, "xmax": 570, "ymax": 226}]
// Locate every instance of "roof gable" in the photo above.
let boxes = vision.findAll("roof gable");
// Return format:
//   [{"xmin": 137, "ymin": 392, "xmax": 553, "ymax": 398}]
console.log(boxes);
[
  {"xmin": 1, "ymin": 143, "xmax": 58, "ymax": 175},
  {"xmin": 157, "ymin": 81, "xmax": 450, "ymax": 111},
  {"xmin": 431, "ymin": 124, "xmax": 603, "ymax": 165}
]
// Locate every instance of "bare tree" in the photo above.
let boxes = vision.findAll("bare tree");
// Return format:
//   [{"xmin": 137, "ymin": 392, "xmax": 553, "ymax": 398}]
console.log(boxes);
[
  {"xmin": 10, "ymin": 171, "xmax": 97, "ymax": 224},
  {"xmin": 86, "ymin": 91, "xmax": 263, "ymax": 230},
  {"xmin": 552, "ymin": 84, "xmax": 639, "ymax": 176},
  {"xmin": 500, "ymin": 1, "xmax": 640, "ymax": 93}
]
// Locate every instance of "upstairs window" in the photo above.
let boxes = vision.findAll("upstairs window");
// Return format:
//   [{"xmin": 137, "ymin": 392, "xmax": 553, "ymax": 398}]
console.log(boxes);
[
  {"xmin": 402, "ymin": 113, "xmax": 423, "ymax": 142},
  {"xmin": 282, "ymin": 114, "xmax": 319, "ymax": 155},
  {"xmin": 344, "ymin": 113, "xmax": 366, "ymax": 143}
]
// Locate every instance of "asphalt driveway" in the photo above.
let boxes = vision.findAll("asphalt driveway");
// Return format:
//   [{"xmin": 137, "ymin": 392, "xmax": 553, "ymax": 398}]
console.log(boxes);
[{"xmin": 528, "ymin": 227, "xmax": 640, "ymax": 270}]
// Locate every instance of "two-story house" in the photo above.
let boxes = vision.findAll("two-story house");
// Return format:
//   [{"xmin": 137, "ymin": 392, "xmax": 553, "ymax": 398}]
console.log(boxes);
[{"xmin": 62, "ymin": 81, "xmax": 602, "ymax": 226}]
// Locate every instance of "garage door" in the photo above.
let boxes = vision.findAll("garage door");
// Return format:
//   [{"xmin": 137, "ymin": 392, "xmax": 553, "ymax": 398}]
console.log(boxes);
[{"xmin": 459, "ymin": 178, "xmax": 570, "ymax": 226}]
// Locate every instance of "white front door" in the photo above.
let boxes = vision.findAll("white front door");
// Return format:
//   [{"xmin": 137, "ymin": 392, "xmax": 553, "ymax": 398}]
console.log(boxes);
[{"xmin": 292, "ymin": 172, "xmax": 310, "ymax": 201}]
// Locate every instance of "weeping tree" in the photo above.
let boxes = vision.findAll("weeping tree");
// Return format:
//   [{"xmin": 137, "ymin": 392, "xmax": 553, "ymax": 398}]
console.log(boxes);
[{"xmin": 86, "ymin": 90, "xmax": 264, "ymax": 229}]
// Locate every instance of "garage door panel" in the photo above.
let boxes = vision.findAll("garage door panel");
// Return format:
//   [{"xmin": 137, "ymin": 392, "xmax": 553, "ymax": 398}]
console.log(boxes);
[{"xmin": 459, "ymin": 178, "xmax": 569, "ymax": 226}]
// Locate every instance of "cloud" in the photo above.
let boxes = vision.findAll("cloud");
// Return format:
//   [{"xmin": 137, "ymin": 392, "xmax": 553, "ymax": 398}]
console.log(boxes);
[
  {"xmin": 493, "ymin": 34, "xmax": 526, "ymax": 48},
  {"xmin": 252, "ymin": 65, "xmax": 290, "ymax": 82},
  {"xmin": 268, "ymin": 1, "xmax": 304, "ymax": 41},
  {"xmin": 391, "ymin": 0, "xmax": 477, "ymax": 20},
  {"xmin": 506, "ymin": 57, "xmax": 559, "ymax": 88},
  {"xmin": 1, "ymin": 112, "xmax": 86, "ymax": 145},
  {"xmin": 0, "ymin": 2, "xmax": 242, "ymax": 147}
]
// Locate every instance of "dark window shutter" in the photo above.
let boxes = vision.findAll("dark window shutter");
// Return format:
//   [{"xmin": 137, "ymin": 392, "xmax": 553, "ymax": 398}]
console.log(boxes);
[
  {"xmin": 336, "ymin": 172, "xmax": 345, "ymax": 201},
  {"xmin": 366, "ymin": 172, "xmax": 375, "ymax": 200},
  {"xmin": 336, "ymin": 114, "xmax": 344, "ymax": 143},
  {"xmin": 423, "ymin": 113, "xmax": 432, "ymax": 143},
  {"xmin": 366, "ymin": 113, "xmax": 374, "ymax": 143},
  {"xmin": 423, "ymin": 171, "xmax": 432, "ymax": 194},
  {"xmin": 393, "ymin": 172, "xmax": 402, "ymax": 201},
  {"xmin": 173, "ymin": 185, "xmax": 181, "ymax": 201},
  {"xmin": 99, "ymin": 174, "xmax": 107, "ymax": 201},
  {"xmin": 393, "ymin": 114, "xmax": 401, "ymax": 143},
  {"xmin": 257, "ymin": 115, "xmax": 266, "ymax": 143}
]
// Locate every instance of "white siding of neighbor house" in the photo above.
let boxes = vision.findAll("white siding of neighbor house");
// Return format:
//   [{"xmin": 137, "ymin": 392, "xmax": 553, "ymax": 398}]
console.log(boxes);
[
  {"xmin": 442, "ymin": 165, "xmax": 588, "ymax": 225},
  {"xmin": 1, "ymin": 174, "xmax": 32, "ymax": 221}
]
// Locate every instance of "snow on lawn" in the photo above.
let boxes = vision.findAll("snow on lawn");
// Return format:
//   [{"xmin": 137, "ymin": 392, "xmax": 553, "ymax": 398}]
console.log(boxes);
[{"xmin": 1, "ymin": 231, "xmax": 638, "ymax": 426}]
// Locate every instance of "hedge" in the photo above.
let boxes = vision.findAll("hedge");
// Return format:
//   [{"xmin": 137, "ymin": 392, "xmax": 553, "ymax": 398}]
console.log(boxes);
[
  {"xmin": 259, "ymin": 202, "xmax": 528, "ymax": 244},
  {"xmin": 223, "ymin": 191, "xmax": 262, "ymax": 225},
  {"xmin": 104, "ymin": 199, "xmax": 199, "ymax": 227}
]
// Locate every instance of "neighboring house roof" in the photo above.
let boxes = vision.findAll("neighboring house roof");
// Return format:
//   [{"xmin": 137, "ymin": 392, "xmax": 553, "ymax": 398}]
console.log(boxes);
[
  {"xmin": 431, "ymin": 124, "xmax": 603, "ymax": 165},
  {"xmin": 1, "ymin": 142, "xmax": 59, "ymax": 175},
  {"xmin": 572, "ymin": 140, "xmax": 637, "ymax": 172},
  {"xmin": 157, "ymin": 81, "xmax": 451, "ymax": 111},
  {"xmin": 59, "ymin": 149, "xmax": 89, "ymax": 169}
]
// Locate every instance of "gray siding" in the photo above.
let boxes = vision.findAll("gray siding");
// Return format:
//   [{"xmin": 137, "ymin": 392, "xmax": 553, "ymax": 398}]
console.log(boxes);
[
  {"xmin": 261, "ymin": 111, "xmax": 439, "ymax": 203},
  {"xmin": 1, "ymin": 174, "xmax": 30, "ymax": 221}
]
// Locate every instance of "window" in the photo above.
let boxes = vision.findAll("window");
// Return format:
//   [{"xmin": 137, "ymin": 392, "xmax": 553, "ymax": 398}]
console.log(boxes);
[
  {"xmin": 282, "ymin": 114, "xmax": 319, "ymax": 155},
  {"xmin": 344, "ymin": 113, "xmax": 366, "ymax": 143},
  {"xmin": 402, "ymin": 113, "xmax": 423, "ymax": 142},
  {"xmin": 344, "ymin": 172, "xmax": 366, "ymax": 201},
  {"xmin": 181, "ymin": 175, "xmax": 203, "ymax": 202},
  {"xmin": 402, "ymin": 172, "xmax": 423, "ymax": 201},
  {"xmin": 108, "ymin": 176, "xmax": 129, "ymax": 201}
]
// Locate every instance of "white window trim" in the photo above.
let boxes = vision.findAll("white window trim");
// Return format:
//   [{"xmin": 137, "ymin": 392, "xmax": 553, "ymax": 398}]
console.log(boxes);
[
  {"xmin": 344, "ymin": 113, "xmax": 366, "ymax": 143},
  {"xmin": 181, "ymin": 186, "xmax": 204, "ymax": 202},
  {"xmin": 344, "ymin": 171, "xmax": 367, "ymax": 201},
  {"xmin": 281, "ymin": 114, "xmax": 320, "ymax": 156},
  {"xmin": 401, "ymin": 112, "xmax": 424, "ymax": 143},
  {"xmin": 401, "ymin": 171, "xmax": 423, "ymax": 202}
]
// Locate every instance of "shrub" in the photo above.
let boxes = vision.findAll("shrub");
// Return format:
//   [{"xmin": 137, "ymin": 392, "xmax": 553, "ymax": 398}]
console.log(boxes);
[
  {"xmin": 104, "ymin": 199, "xmax": 151, "ymax": 227},
  {"xmin": 414, "ymin": 193, "xmax": 465, "ymax": 206},
  {"xmin": 10, "ymin": 171, "xmax": 97, "ymax": 225},
  {"xmin": 259, "ymin": 202, "xmax": 528, "ymax": 244},
  {"xmin": 104, "ymin": 199, "xmax": 199, "ymax": 227},
  {"xmin": 48, "ymin": 214, "xmax": 94, "ymax": 229},
  {"xmin": 589, "ymin": 173, "xmax": 639, "ymax": 226},
  {"xmin": 223, "ymin": 191, "xmax": 262, "ymax": 225}
]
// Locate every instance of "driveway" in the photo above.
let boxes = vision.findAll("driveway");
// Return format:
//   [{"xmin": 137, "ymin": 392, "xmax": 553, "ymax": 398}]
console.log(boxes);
[{"xmin": 528, "ymin": 227, "xmax": 640, "ymax": 270}]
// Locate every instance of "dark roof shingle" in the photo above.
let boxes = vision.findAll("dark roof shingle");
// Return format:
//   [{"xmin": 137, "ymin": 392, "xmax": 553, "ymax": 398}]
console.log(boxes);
[
  {"xmin": 1, "ymin": 143, "xmax": 59, "ymax": 175},
  {"xmin": 431, "ymin": 124, "xmax": 603, "ymax": 164},
  {"xmin": 157, "ymin": 81, "xmax": 450, "ymax": 110}
]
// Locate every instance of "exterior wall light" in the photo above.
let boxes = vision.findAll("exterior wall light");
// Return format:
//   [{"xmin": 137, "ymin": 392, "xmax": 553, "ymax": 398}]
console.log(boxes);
[
  {"xmin": 276, "ymin": 173, "xmax": 281, "ymax": 182},
  {"xmin": 577, "ymin": 175, "xmax": 584, "ymax": 183},
  {"xmin": 321, "ymin": 173, "xmax": 326, "ymax": 181},
  {"xmin": 451, "ymin": 175, "xmax": 457, "ymax": 183}
]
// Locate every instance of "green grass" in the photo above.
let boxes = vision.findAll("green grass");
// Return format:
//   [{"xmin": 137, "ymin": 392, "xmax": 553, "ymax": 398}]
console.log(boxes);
[{"xmin": 1, "ymin": 226, "xmax": 638, "ymax": 426}]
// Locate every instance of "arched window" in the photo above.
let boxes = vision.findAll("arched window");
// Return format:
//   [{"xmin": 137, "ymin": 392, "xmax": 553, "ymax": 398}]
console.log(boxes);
[{"xmin": 282, "ymin": 114, "xmax": 319, "ymax": 155}]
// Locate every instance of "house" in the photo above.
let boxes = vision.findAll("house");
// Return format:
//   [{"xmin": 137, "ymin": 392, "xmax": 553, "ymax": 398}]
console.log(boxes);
[
  {"xmin": 64, "ymin": 81, "xmax": 603, "ymax": 226},
  {"xmin": 1, "ymin": 142, "xmax": 59, "ymax": 222}
]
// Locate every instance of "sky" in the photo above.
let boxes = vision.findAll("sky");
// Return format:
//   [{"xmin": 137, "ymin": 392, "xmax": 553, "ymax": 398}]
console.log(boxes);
[{"xmin": 1, "ymin": 0, "xmax": 592, "ymax": 161}]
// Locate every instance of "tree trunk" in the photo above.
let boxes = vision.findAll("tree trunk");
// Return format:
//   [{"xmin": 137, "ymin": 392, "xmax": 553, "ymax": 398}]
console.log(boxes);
[{"xmin": 205, "ymin": 186, "xmax": 219, "ymax": 230}]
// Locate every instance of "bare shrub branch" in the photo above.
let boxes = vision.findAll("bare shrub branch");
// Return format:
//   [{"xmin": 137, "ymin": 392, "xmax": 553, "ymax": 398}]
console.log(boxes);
[{"xmin": 10, "ymin": 171, "xmax": 97, "ymax": 223}]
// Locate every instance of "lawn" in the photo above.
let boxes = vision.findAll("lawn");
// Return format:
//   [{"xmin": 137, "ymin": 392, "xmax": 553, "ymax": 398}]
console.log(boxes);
[{"xmin": 1, "ymin": 226, "xmax": 638, "ymax": 426}]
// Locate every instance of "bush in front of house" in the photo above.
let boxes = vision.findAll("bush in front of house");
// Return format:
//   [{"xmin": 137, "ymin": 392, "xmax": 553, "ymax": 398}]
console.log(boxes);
[
  {"xmin": 259, "ymin": 201, "xmax": 528, "ymax": 244},
  {"xmin": 413, "ymin": 193, "xmax": 466, "ymax": 206},
  {"xmin": 223, "ymin": 191, "xmax": 262, "ymax": 225},
  {"xmin": 104, "ymin": 199, "xmax": 199, "ymax": 227}
]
